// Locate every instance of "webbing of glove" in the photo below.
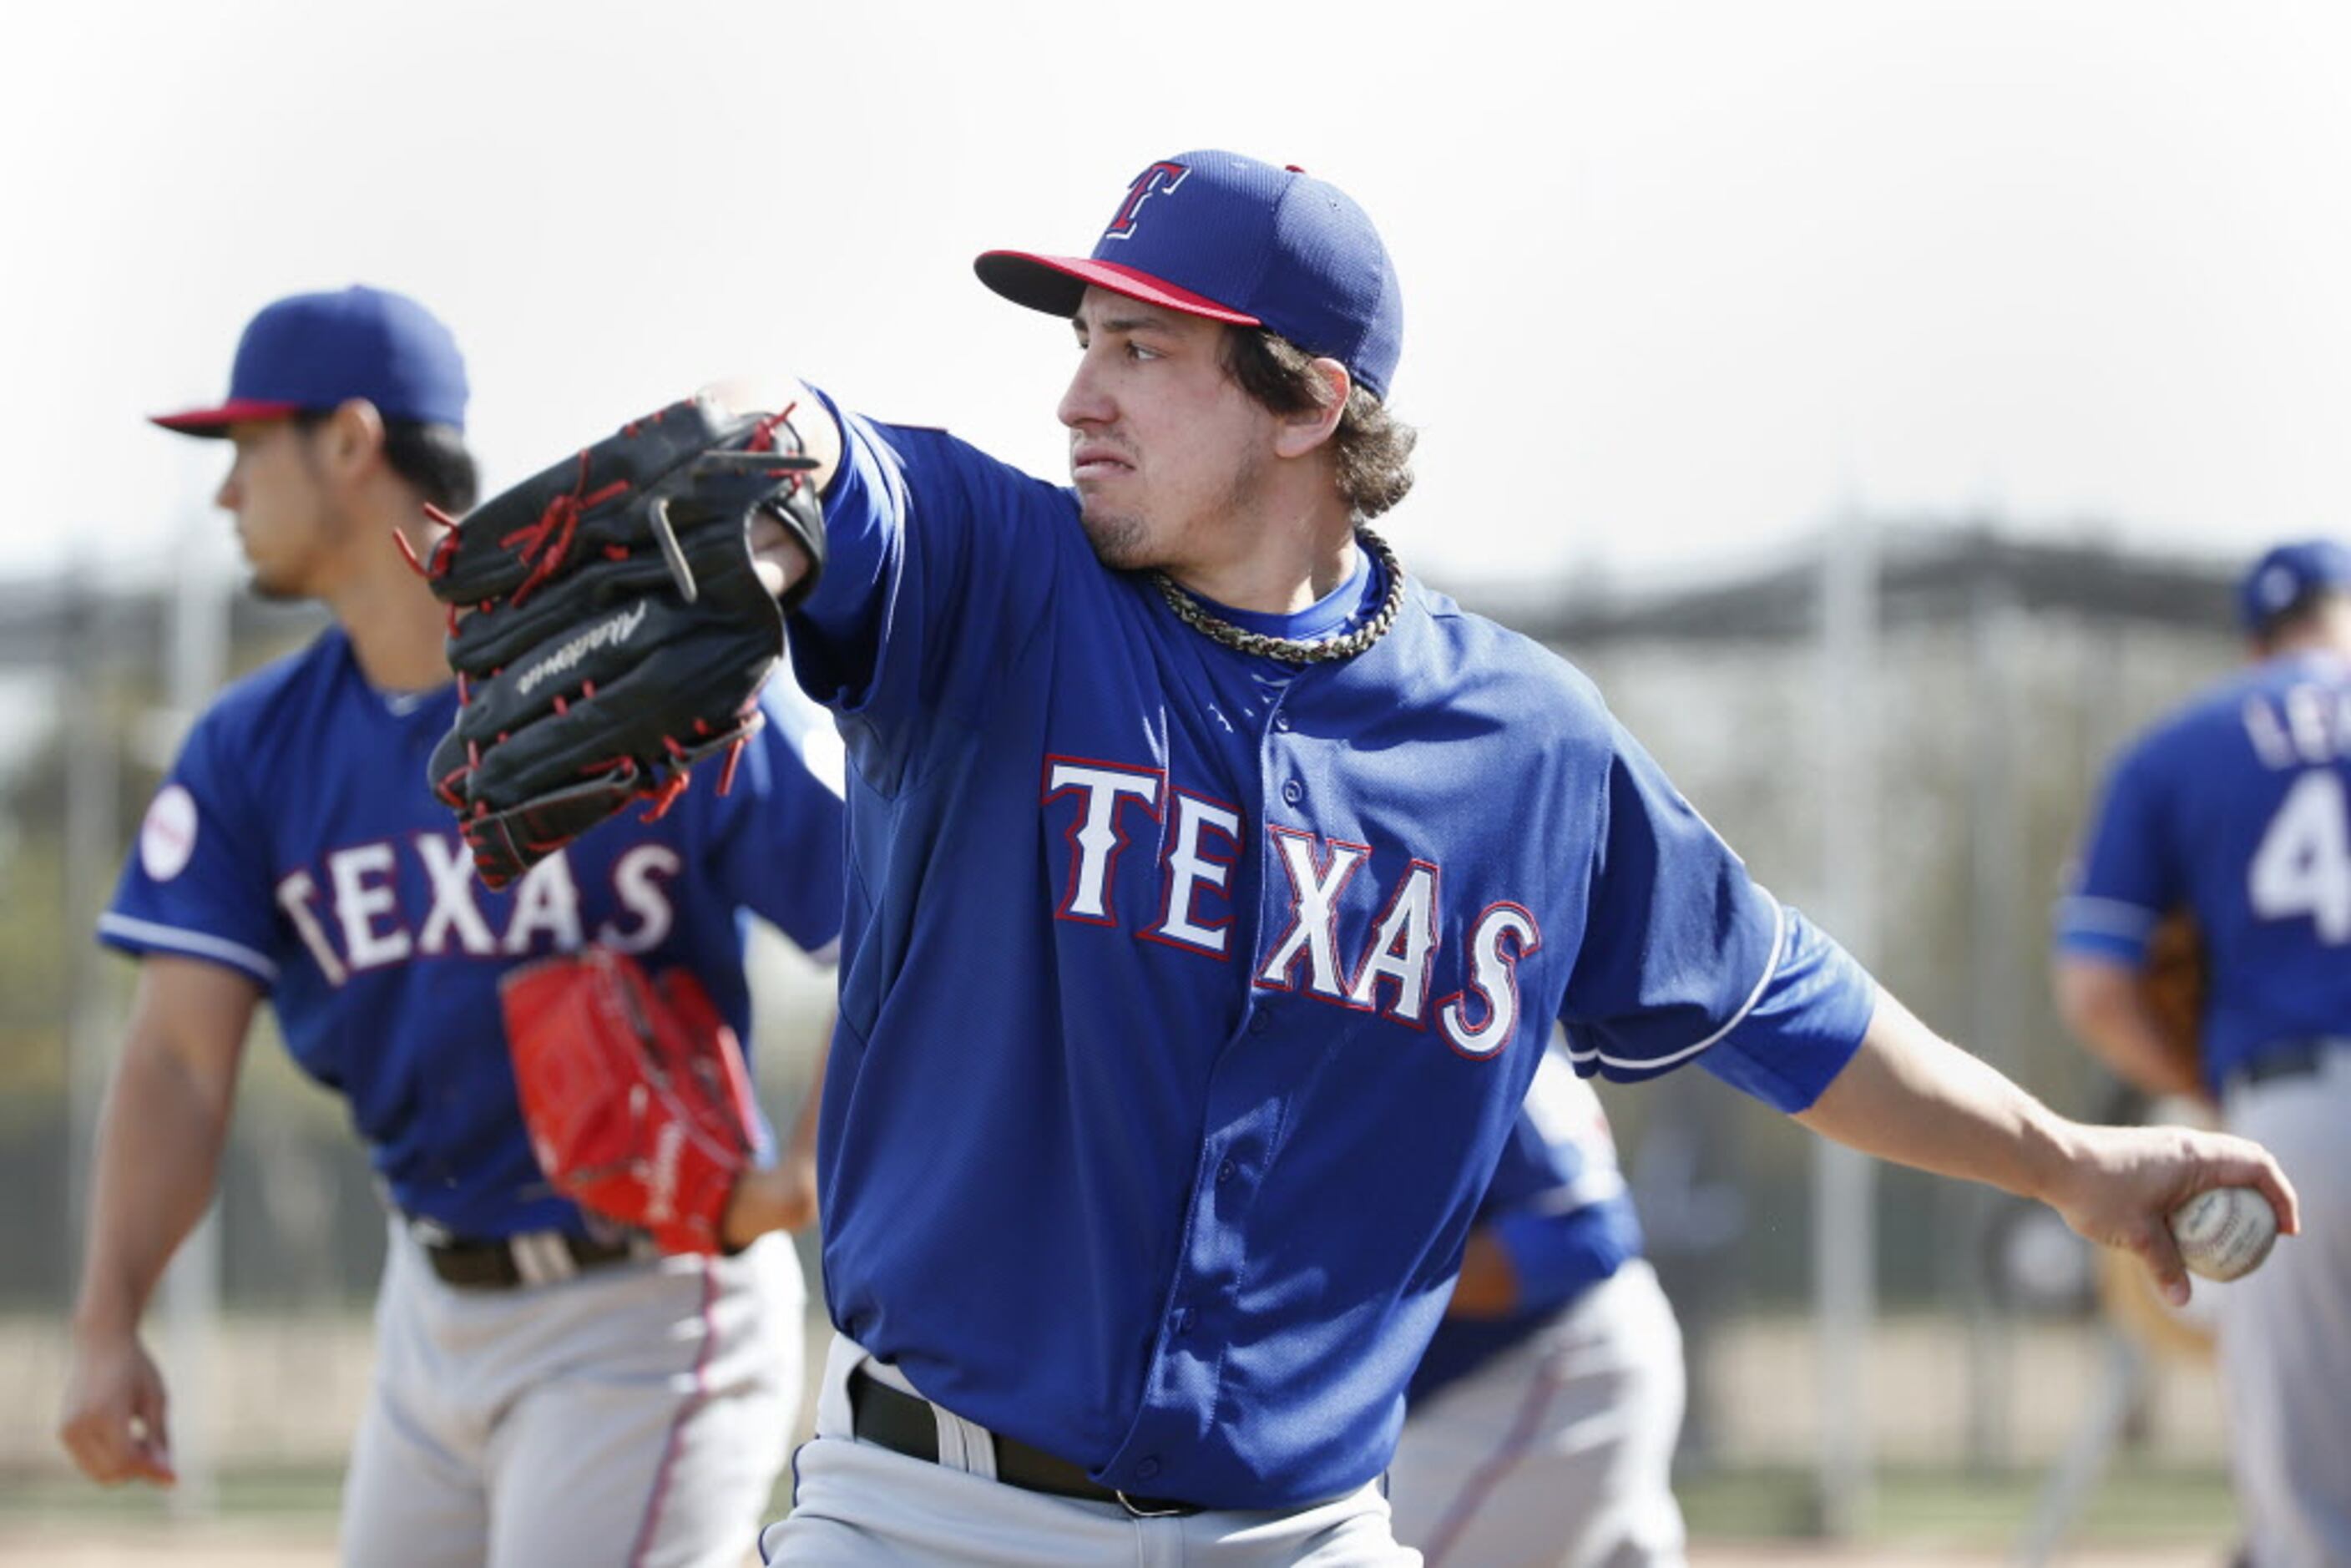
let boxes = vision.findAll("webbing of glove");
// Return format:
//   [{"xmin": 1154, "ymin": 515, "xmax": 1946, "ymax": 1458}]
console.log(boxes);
[
  {"xmin": 2139, "ymin": 908, "xmax": 2207, "ymax": 1087},
  {"xmin": 419, "ymin": 396, "xmax": 822, "ymax": 610},
  {"xmin": 420, "ymin": 396, "xmax": 825, "ymax": 889},
  {"xmin": 500, "ymin": 948, "xmax": 756, "ymax": 1257}
]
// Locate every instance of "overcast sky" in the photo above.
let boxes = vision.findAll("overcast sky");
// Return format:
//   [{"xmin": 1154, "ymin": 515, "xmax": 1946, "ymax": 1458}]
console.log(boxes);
[{"xmin": 7, "ymin": 0, "xmax": 2348, "ymax": 602}]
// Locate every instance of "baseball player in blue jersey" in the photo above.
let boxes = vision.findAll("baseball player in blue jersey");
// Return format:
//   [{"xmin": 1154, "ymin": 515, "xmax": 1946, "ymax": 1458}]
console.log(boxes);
[
  {"xmin": 55, "ymin": 286, "xmax": 847, "ymax": 1568},
  {"xmin": 1387, "ymin": 1040, "xmax": 1686, "ymax": 1567},
  {"xmin": 456, "ymin": 149, "xmax": 2292, "ymax": 1564},
  {"xmin": 2055, "ymin": 537, "xmax": 2351, "ymax": 1568}
]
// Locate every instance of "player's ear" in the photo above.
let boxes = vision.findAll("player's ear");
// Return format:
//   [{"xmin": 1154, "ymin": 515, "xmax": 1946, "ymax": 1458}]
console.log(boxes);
[
  {"xmin": 318, "ymin": 398, "xmax": 389, "ymax": 477},
  {"xmin": 1271, "ymin": 358, "xmax": 1349, "ymax": 460}
]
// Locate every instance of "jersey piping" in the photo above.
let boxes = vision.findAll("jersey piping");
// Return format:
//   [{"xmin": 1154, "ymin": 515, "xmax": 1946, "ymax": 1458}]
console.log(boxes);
[
  {"xmin": 1564, "ymin": 897, "xmax": 1787, "ymax": 1075},
  {"xmin": 96, "ymin": 912, "xmax": 280, "ymax": 984}
]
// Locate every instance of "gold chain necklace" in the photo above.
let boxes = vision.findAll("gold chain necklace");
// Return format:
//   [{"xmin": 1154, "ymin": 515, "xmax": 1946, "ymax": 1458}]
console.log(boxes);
[{"xmin": 1150, "ymin": 528, "xmax": 1405, "ymax": 665}]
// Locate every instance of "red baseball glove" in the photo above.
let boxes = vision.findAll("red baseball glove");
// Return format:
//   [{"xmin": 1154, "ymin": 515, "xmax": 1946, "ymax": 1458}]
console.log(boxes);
[{"xmin": 499, "ymin": 947, "xmax": 761, "ymax": 1255}]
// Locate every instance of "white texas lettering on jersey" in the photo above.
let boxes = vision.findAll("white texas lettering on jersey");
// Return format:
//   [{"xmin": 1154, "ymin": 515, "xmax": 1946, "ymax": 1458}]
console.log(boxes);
[
  {"xmin": 1146, "ymin": 790, "xmax": 1245, "ymax": 958},
  {"xmin": 1437, "ymin": 904, "xmax": 1543, "ymax": 1059},
  {"xmin": 1348, "ymin": 859, "xmax": 1441, "ymax": 1023},
  {"xmin": 1258, "ymin": 827, "xmax": 1372, "ymax": 999},
  {"xmin": 416, "ymin": 833, "xmax": 497, "ymax": 955},
  {"xmin": 1045, "ymin": 753, "xmax": 1542, "ymax": 1055},
  {"xmin": 329, "ymin": 843, "xmax": 411, "ymax": 972},
  {"xmin": 273, "ymin": 836, "xmax": 685, "ymax": 985},
  {"xmin": 1044, "ymin": 756, "xmax": 1164, "ymax": 924}
]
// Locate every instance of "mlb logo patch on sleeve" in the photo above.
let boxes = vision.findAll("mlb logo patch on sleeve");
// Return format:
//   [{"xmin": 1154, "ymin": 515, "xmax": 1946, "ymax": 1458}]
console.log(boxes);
[{"xmin": 139, "ymin": 784, "xmax": 200, "ymax": 882}]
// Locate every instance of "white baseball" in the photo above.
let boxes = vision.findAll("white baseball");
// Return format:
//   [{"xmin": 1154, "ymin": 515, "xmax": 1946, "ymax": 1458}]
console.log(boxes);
[{"xmin": 2167, "ymin": 1186, "xmax": 2279, "ymax": 1282}]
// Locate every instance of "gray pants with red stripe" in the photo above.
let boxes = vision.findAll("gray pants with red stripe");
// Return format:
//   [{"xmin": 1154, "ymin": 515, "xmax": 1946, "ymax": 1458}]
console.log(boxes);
[
  {"xmin": 1387, "ymin": 1261, "xmax": 1686, "ymax": 1568},
  {"xmin": 341, "ymin": 1220, "xmax": 802, "ymax": 1568},
  {"xmin": 2222, "ymin": 1051, "xmax": 2351, "ymax": 1568}
]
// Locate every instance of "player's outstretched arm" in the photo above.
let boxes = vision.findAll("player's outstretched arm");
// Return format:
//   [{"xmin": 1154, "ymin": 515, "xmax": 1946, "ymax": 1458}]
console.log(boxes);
[
  {"xmin": 59, "ymin": 956, "xmax": 260, "ymax": 1487},
  {"xmin": 1792, "ymin": 985, "xmax": 2298, "ymax": 1307}
]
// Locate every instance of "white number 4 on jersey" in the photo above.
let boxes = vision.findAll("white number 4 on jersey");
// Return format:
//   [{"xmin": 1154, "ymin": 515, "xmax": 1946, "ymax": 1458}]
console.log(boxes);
[{"xmin": 2248, "ymin": 770, "xmax": 2351, "ymax": 943}]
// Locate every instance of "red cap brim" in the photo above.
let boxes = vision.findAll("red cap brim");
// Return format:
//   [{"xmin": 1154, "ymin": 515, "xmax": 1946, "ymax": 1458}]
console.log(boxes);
[
  {"xmin": 975, "ymin": 251, "xmax": 1261, "ymax": 326},
  {"xmin": 149, "ymin": 397, "xmax": 305, "ymax": 436}
]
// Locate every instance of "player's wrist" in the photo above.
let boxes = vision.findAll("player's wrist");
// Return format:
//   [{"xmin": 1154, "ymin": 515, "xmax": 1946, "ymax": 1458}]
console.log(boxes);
[
  {"xmin": 718, "ymin": 1166, "xmax": 819, "ymax": 1247},
  {"xmin": 718, "ymin": 1171, "xmax": 772, "ymax": 1250},
  {"xmin": 2011, "ymin": 1104, "xmax": 2087, "ymax": 1209},
  {"xmin": 68, "ymin": 1296, "xmax": 144, "ymax": 1345}
]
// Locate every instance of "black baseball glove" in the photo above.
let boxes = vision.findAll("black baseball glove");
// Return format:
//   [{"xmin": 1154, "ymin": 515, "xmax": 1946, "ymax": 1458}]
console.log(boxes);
[{"xmin": 415, "ymin": 395, "xmax": 826, "ymax": 889}]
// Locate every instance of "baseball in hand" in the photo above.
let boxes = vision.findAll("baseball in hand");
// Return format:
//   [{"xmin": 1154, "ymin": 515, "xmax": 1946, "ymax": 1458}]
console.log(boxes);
[{"xmin": 2167, "ymin": 1186, "xmax": 2279, "ymax": 1282}]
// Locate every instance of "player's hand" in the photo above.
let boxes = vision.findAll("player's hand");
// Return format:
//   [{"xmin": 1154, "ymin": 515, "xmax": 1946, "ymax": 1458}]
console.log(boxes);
[
  {"xmin": 2040, "ymin": 1121, "xmax": 2299, "ymax": 1308},
  {"xmin": 718, "ymin": 1162, "xmax": 821, "ymax": 1249},
  {"xmin": 58, "ymin": 1328, "xmax": 178, "ymax": 1487},
  {"xmin": 749, "ymin": 511, "xmax": 819, "ymax": 604},
  {"xmin": 700, "ymin": 375, "xmax": 833, "ymax": 606}
]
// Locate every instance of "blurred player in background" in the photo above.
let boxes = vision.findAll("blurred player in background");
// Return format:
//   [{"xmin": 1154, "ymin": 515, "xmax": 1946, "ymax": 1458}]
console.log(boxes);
[
  {"xmin": 56, "ymin": 286, "xmax": 846, "ymax": 1568},
  {"xmin": 1388, "ymin": 1039, "xmax": 1686, "ymax": 1568},
  {"xmin": 2055, "ymin": 537, "xmax": 2351, "ymax": 1568}
]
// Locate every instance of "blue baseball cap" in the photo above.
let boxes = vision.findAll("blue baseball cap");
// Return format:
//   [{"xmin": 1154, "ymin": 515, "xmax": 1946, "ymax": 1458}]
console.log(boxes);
[
  {"xmin": 975, "ymin": 150, "xmax": 1404, "ymax": 402},
  {"xmin": 151, "ymin": 285, "xmax": 469, "ymax": 436},
  {"xmin": 2237, "ymin": 537, "xmax": 2351, "ymax": 634}
]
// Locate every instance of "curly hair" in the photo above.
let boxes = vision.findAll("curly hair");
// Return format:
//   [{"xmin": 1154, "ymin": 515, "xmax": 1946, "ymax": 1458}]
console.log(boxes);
[{"xmin": 1220, "ymin": 328, "xmax": 1416, "ymax": 520}]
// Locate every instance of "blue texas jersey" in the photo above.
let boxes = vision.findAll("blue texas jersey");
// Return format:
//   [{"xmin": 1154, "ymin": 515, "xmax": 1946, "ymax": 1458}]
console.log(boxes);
[
  {"xmin": 1408, "ymin": 1044, "xmax": 1646, "ymax": 1403},
  {"xmin": 99, "ymin": 625, "xmax": 847, "ymax": 1237},
  {"xmin": 786, "ymin": 400, "xmax": 1876, "ymax": 1510},
  {"xmin": 2057, "ymin": 650, "xmax": 2351, "ymax": 1088}
]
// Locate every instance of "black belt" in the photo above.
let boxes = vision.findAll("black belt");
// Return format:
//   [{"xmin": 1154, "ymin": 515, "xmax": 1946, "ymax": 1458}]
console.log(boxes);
[
  {"xmin": 417, "ymin": 1227, "xmax": 644, "ymax": 1290},
  {"xmin": 847, "ymin": 1366, "xmax": 1202, "ymax": 1519},
  {"xmin": 2231, "ymin": 1038, "xmax": 2345, "ymax": 1093}
]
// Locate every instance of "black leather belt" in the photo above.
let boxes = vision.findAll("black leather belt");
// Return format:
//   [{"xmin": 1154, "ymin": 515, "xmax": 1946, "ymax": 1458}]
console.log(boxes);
[
  {"xmin": 2231, "ymin": 1038, "xmax": 2344, "ymax": 1093},
  {"xmin": 417, "ymin": 1227, "xmax": 643, "ymax": 1290},
  {"xmin": 847, "ymin": 1366, "xmax": 1202, "ymax": 1518}
]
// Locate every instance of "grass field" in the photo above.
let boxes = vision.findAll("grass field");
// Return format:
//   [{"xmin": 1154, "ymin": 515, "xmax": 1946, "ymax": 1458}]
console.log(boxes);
[
  {"xmin": 0, "ymin": 1461, "xmax": 2240, "ymax": 1566},
  {"xmin": 4, "ymin": 1308, "xmax": 2239, "ymax": 1564}
]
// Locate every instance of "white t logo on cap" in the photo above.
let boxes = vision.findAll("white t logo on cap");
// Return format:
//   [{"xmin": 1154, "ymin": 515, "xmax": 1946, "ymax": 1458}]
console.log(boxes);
[{"xmin": 1105, "ymin": 162, "xmax": 1191, "ymax": 240}]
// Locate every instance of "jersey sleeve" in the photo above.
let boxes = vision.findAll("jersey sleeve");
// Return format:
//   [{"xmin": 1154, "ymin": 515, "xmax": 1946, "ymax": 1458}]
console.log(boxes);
[
  {"xmin": 96, "ymin": 706, "xmax": 283, "ymax": 987},
  {"xmin": 1695, "ymin": 905, "xmax": 1877, "ymax": 1111},
  {"xmin": 1557, "ymin": 724, "xmax": 1873, "ymax": 1110},
  {"xmin": 1488, "ymin": 1201, "xmax": 1643, "ymax": 1318},
  {"xmin": 697, "ymin": 676, "xmax": 848, "ymax": 964},
  {"xmin": 786, "ymin": 392, "xmax": 1082, "ymax": 793},
  {"xmin": 2053, "ymin": 739, "xmax": 2178, "ymax": 964}
]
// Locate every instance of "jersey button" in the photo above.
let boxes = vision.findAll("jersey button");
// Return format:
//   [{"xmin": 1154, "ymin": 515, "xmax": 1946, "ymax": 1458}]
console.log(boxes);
[
  {"xmin": 1281, "ymin": 779, "xmax": 1303, "ymax": 806},
  {"xmin": 1216, "ymin": 1159, "xmax": 1236, "ymax": 1184},
  {"xmin": 1135, "ymin": 1457, "xmax": 1163, "ymax": 1480},
  {"xmin": 1272, "ymin": 712, "xmax": 1292, "ymax": 732},
  {"xmin": 1247, "ymin": 1012, "xmax": 1270, "ymax": 1035}
]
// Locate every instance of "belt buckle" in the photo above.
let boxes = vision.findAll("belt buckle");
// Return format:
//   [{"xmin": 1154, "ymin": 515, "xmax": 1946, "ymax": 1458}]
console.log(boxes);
[{"xmin": 1115, "ymin": 1489, "xmax": 1187, "ymax": 1520}]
